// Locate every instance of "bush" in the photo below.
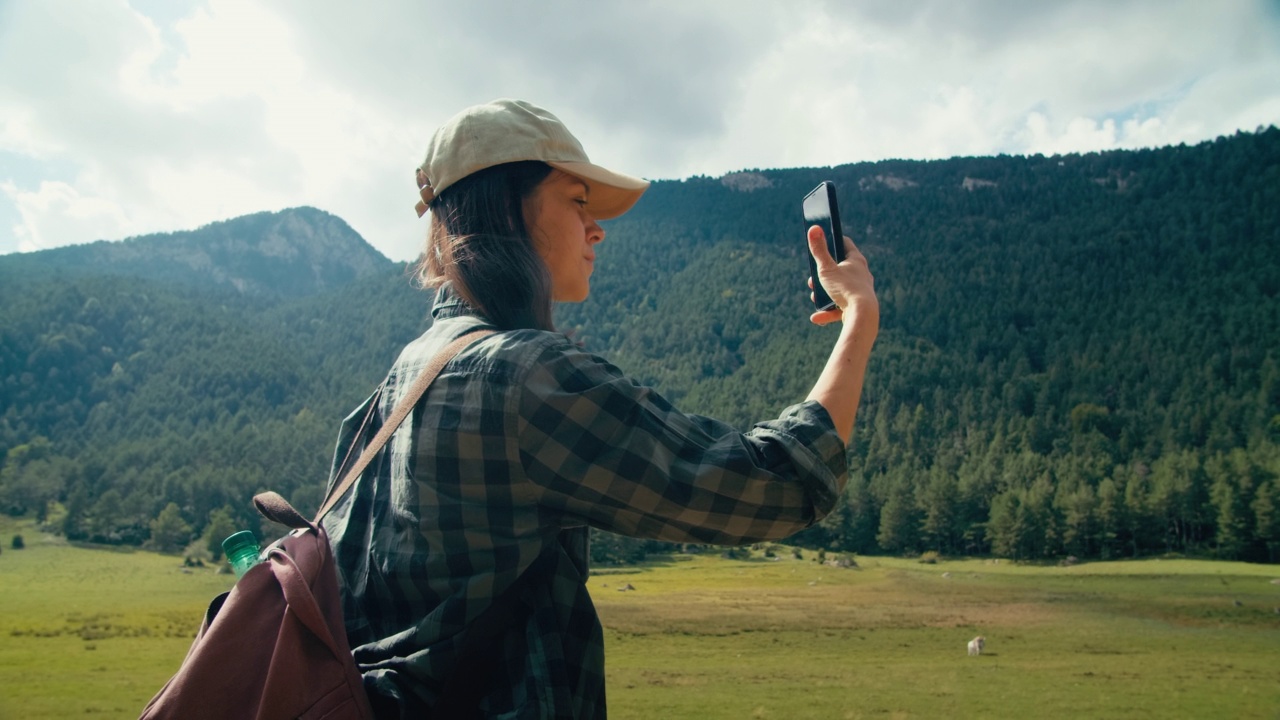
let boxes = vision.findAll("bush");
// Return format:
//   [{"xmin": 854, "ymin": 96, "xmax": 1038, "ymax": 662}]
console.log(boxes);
[
  {"xmin": 831, "ymin": 554, "xmax": 858, "ymax": 568},
  {"xmin": 183, "ymin": 539, "xmax": 213, "ymax": 565},
  {"xmin": 919, "ymin": 551, "xmax": 941, "ymax": 564},
  {"xmin": 590, "ymin": 530, "xmax": 652, "ymax": 565},
  {"xmin": 12, "ymin": 535, "xmax": 25, "ymax": 550}
]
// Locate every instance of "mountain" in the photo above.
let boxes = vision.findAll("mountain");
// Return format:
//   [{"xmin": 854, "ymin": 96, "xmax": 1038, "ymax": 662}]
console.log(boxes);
[
  {"xmin": 0, "ymin": 207, "xmax": 393, "ymax": 300},
  {"xmin": 1, "ymin": 128, "xmax": 1277, "ymax": 562}
]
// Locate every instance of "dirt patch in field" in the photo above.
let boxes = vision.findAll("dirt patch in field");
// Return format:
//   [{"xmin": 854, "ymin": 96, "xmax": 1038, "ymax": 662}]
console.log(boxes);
[
  {"xmin": 595, "ymin": 578, "xmax": 1067, "ymax": 636},
  {"xmin": 7, "ymin": 611, "xmax": 198, "ymax": 641}
]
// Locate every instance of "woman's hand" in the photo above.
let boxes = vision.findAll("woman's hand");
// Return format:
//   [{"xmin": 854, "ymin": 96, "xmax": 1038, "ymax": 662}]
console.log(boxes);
[
  {"xmin": 804, "ymin": 225, "xmax": 879, "ymax": 442},
  {"xmin": 807, "ymin": 225, "xmax": 878, "ymax": 327}
]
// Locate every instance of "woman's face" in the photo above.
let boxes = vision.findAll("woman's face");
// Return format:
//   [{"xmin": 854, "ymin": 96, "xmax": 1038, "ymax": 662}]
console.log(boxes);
[{"xmin": 524, "ymin": 170, "xmax": 605, "ymax": 303}]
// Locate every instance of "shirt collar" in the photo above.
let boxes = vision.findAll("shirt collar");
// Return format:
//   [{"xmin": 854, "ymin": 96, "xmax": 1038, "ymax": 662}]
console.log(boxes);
[{"xmin": 430, "ymin": 281, "xmax": 478, "ymax": 321}]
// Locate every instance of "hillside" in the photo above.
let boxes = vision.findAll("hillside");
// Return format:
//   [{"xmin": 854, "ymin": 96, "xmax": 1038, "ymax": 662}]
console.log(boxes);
[
  {"xmin": 568, "ymin": 128, "xmax": 1280, "ymax": 561},
  {"xmin": 0, "ymin": 206, "xmax": 392, "ymax": 300},
  {"xmin": 1, "ymin": 128, "xmax": 1277, "ymax": 562}
]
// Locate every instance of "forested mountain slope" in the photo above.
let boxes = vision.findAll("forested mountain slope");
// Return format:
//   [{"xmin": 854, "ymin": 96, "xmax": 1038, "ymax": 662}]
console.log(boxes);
[
  {"xmin": 0, "ymin": 208, "xmax": 426, "ymax": 546},
  {"xmin": 0, "ymin": 207, "xmax": 391, "ymax": 300},
  {"xmin": 1, "ymin": 129, "xmax": 1277, "ymax": 562}
]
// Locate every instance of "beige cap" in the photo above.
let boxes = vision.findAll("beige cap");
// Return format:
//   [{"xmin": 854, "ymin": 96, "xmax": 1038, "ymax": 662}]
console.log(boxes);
[{"xmin": 415, "ymin": 99, "xmax": 649, "ymax": 220}]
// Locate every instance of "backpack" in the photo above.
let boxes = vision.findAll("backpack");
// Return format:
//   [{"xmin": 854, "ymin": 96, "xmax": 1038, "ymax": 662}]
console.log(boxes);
[{"xmin": 140, "ymin": 331, "xmax": 493, "ymax": 720}]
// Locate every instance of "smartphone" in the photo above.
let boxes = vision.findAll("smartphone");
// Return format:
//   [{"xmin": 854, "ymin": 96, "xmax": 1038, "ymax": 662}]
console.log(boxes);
[{"xmin": 803, "ymin": 181, "xmax": 845, "ymax": 311}]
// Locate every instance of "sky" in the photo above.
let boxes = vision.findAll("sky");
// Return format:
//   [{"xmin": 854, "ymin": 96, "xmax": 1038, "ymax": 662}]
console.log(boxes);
[{"xmin": 2, "ymin": 0, "xmax": 1278, "ymax": 263}]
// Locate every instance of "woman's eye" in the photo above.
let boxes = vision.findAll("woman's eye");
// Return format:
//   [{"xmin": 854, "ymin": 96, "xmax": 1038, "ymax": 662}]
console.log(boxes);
[{"xmin": 575, "ymin": 198, "xmax": 588, "ymax": 207}]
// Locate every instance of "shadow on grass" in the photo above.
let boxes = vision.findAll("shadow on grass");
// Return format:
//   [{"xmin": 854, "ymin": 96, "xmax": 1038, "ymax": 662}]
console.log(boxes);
[
  {"xmin": 592, "ymin": 554, "xmax": 697, "ymax": 574},
  {"xmin": 68, "ymin": 541, "xmax": 147, "ymax": 554}
]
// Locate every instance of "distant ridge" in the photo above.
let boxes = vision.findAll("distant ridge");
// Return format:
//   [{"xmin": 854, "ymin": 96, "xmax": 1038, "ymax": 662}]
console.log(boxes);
[{"xmin": 0, "ymin": 207, "xmax": 394, "ymax": 300}]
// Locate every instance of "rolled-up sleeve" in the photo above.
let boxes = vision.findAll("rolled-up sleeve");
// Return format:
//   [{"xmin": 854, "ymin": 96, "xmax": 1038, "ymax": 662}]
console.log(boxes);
[{"xmin": 514, "ymin": 336, "xmax": 848, "ymax": 545}]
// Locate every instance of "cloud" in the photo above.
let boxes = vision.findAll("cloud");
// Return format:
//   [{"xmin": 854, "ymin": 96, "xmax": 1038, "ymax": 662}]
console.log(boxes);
[
  {"xmin": 0, "ymin": 0, "xmax": 302, "ymax": 251},
  {"xmin": 267, "ymin": 0, "xmax": 785, "ymax": 179},
  {"xmin": 0, "ymin": 0, "xmax": 1277, "ymax": 261},
  {"xmin": 2, "ymin": 181, "xmax": 135, "ymax": 253}
]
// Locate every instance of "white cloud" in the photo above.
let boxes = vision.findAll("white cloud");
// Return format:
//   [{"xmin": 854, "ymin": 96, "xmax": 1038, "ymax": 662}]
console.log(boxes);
[
  {"xmin": 0, "ymin": 0, "xmax": 1277, "ymax": 260},
  {"xmin": 2, "ymin": 181, "xmax": 135, "ymax": 253}
]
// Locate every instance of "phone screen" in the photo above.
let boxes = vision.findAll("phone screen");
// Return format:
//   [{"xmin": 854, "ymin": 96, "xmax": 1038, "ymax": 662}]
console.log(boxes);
[{"xmin": 803, "ymin": 181, "xmax": 845, "ymax": 311}]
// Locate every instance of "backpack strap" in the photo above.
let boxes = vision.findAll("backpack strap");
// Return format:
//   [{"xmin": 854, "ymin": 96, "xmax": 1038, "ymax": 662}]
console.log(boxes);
[{"xmin": 313, "ymin": 329, "xmax": 495, "ymax": 524}]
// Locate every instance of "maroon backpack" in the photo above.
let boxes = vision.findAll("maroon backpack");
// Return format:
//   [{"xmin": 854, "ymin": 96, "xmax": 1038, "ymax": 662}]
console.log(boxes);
[
  {"xmin": 140, "ymin": 331, "xmax": 492, "ymax": 720},
  {"xmin": 140, "ymin": 494, "xmax": 373, "ymax": 720}
]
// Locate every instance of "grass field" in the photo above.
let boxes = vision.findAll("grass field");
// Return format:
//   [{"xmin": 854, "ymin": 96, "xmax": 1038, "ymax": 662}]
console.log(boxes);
[{"xmin": 1, "ymin": 515, "xmax": 1278, "ymax": 719}]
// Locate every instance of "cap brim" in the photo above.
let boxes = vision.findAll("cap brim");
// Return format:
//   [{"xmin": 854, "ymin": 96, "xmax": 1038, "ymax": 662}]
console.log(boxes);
[{"xmin": 548, "ymin": 161, "xmax": 649, "ymax": 220}]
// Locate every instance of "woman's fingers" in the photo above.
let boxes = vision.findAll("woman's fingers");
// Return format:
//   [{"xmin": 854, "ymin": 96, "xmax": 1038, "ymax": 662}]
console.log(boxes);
[{"xmin": 810, "ymin": 308, "xmax": 843, "ymax": 326}]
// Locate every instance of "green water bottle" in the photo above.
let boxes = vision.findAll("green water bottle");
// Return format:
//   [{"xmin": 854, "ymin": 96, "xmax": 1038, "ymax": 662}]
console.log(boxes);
[{"xmin": 222, "ymin": 530, "xmax": 261, "ymax": 579}]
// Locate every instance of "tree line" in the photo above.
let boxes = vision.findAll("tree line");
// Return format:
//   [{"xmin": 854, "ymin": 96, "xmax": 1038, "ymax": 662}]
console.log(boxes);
[{"xmin": 1, "ymin": 127, "xmax": 1277, "ymax": 563}]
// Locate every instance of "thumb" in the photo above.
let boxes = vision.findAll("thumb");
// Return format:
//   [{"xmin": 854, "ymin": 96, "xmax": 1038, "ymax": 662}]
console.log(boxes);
[{"xmin": 807, "ymin": 225, "xmax": 835, "ymax": 271}]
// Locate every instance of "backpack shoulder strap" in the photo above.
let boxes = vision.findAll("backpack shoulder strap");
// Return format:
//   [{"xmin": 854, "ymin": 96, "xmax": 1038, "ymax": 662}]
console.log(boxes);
[{"xmin": 313, "ymin": 329, "xmax": 495, "ymax": 523}]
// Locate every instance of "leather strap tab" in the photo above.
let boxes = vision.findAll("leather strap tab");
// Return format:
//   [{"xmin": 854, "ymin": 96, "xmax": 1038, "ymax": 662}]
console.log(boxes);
[{"xmin": 253, "ymin": 491, "xmax": 315, "ymax": 531}]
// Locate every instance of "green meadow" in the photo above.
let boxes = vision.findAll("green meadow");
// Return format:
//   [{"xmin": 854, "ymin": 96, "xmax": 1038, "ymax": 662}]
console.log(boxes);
[{"xmin": 1, "ymin": 516, "xmax": 1278, "ymax": 719}]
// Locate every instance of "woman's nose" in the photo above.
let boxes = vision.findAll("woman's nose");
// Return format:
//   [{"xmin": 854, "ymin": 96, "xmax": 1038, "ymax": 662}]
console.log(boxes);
[{"xmin": 588, "ymin": 219, "xmax": 605, "ymax": 245}]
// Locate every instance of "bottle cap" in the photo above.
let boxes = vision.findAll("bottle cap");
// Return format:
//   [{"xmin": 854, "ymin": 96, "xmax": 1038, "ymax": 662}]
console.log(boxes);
[
  {"xmin": 223, "ymin": 530, "xmax": 262, "ymax": 579},
  {"xmin": 222, "ymin": 531, "xmax": 258, "ymax": 557}
]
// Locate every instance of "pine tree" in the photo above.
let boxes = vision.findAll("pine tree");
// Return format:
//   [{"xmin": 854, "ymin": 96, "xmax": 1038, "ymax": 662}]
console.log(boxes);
[{"xmin": 148, "ymin": 503, "xmax": 193, "ymax": 553}]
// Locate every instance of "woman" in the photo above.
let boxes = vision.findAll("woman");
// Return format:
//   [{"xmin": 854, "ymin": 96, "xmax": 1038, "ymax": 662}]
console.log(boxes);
[{"xmin": 322, "ymin": 99, "xmax": 878, "ymax": 718}]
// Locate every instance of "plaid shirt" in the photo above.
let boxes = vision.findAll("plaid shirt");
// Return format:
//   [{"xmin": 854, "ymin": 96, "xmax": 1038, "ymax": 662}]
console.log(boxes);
[{"xmin": 322, "ymin": 286, "xmax": 848, "ymax": 718}]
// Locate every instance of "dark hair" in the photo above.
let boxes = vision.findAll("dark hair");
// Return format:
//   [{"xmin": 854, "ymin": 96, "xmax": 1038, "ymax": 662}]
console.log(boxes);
[{"xmin": 415, "ymin": 161, "xmax": 556, "ymax": 331}]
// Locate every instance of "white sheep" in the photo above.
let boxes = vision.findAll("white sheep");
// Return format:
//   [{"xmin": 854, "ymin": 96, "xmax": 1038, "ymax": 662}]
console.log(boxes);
[{"xmin": 967, "ymin": 636, "xmax": 985, "ymax": 656}]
